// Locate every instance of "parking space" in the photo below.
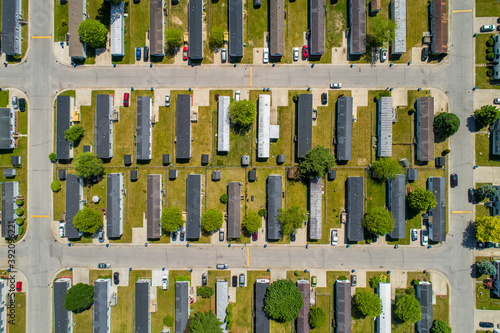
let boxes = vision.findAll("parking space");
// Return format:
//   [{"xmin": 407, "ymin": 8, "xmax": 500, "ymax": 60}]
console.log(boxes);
[
  {"xmin": 72, "ymin": 268, "xmax": 89, "ymax": 284},
  {"xmin": 474, "ymin": 17, "xmax": 499, "ymax": 33},
  {"xmin": 308, "ymin": 270, "xmax": 326, "ymax": 288},
  {"xmin": 473, "ymin": 89, "xmax": 500, "ymax": 110},
  {"xmin": 152, "ymin": 269, "xmax": 165, "ymax": 287},
  {"xmin": 270, "ymin": 269, "xmax": 287, "ymax": 282}
]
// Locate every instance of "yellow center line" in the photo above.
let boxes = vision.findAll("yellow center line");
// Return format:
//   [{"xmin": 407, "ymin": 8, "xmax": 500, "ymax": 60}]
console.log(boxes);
[
  {"xmin": 30, "ymin": 215, "xmax": 50, "ymax": 218},
  {"xmin": 451, "ymin": 211, "xmax": 472, "ymax": 214},
  {"xmin": 451, "ymin": 9, "xmax": 472, "ymax": 13},
  {"xmin": 249, "ymin": 67, "xmax": 252, "ymax": 87},
  {"xmin": 246, "ymin": 247, "xmax": 249, "ymax": 267},
  {"xmin": 31, "ymin": 36, "xmax": 51, "ymax": 39}
]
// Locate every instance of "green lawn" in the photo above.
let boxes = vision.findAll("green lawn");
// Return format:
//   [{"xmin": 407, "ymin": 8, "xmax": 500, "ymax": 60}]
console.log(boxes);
[
  {"xmin": 73, "ymin": 309, "xmax": 93, "ymax": 332},
  {"xmin": 476, "ymin": 33, "xmax": 495, "ymax": 64},
  {"xmin": 246, "ymin": 167, "xmax": 285, "ymax": 213},
  {"xmin": 476, "ymin": 204, "xmax": 490, "ymax": 218},
  {"xmin": 129, "ymin": 0, "xmax": 150, "ymax": 61},
  {"xmin": 54, "ymin": 0, "xmax": 69, "ymax": 41},
  {"xmin": 8, "ymin": 292, "xmax": 26, "ymax": 333},
  {"xmin": 476, "ymin": 282, "xmax": 500, "ymax": 310},
  {"xmin": 209, "ymin": 0, "xmax": 228, "ymax": 31},
  {"xmin": 476, "ymin": 66, "xmax": 500, "ymax": 90},
  {"xmin": 282, "ymin": 0, "xmax": 308, "ymax": 63},
  {"xmin": 476, "ymin": 0, "xmax": 500, "ymax": 16},
  {"xmin": 402, "ymin": 0, "xmax": 430, "ymax": 63},
  {"xmin": 241, "ymin": 0, "xmax": 269, "ymax": 63},
  {"xmin": 0, "ymin": 90, "xmax": 8, "ymax": 107},
  {"xmin": 476, "ymin": 133, "xmax": 500, "ymax": 166}
]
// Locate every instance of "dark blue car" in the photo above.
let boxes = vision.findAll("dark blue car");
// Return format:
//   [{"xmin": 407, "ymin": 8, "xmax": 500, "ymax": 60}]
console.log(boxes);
[{"xmin": 136, "ymin": 47, "xmax": 141, "ymax": 61}]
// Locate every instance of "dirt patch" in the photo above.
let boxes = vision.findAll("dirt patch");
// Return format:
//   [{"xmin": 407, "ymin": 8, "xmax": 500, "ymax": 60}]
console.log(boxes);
[
  {"xmin": 171, "ymin": 16, "xmax": 182, "ymax": 26},
  {"xmin": 358, "ymin": 158, "xmax": 367, "ymax": 165},
  {"xmin": 331, "ymin": 11, "xmax": 344, "ymax": 35}
]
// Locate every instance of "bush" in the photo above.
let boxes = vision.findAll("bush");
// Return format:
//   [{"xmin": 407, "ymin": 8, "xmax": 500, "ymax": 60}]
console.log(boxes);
[
  {"xmin": 49, "ymin": 152, "xmax": 57, "ymax": 162},
  {"xmin": 355, "ymin": 292, "xmax": 382, "ymax": 317},
  {"xmin": 16, "ymin": 208, "xmax": 24, "ymax": 216},
  {"xmin": 487, "ymin": 68, "xmax": 494, "ymax": 77},
  {"xmin": 197, "ymin": 286, "xmax": 215, "ymax": 298},
  {"xmin": 337, "ymin": 275, "xmax": 348, "ymax": 281},
  {"xmin": 488, "ymin": 46, "xmax": 494, "ymax": 54},
  {"xmin": 433, "ymin": 112, "xmax": 460, "ymax": 138},
  {"xmin": 395, "ymin": 295, "xmax": 422, "ymax": 323},
  {"xmin": 299, "ymin": 145, "xmax": 335, "ymax": 178},
  {"xmin": 78, "ymin": 19, "xmax": 108, "ymax": 48},
  {"xmin": 227, "ymin": 304, "xmax": 233, "ymax": 314},
  {"xmin": 16, "ymin": 217, "xmax": 24, "ymax": 226},
  {"xmin": 64, "ymin": 125, "xmax": 85, "ymax": 142},
  {"xmin": 477, "ymin": 260, "xmax": 496, "ymax": 276},
  {"xmin": 441, "ymin": 149, "xmax": 450, "ymax": 156},
  {"xmin": 487, "ymin": 52, "xmax": 495, "ymax": 61},
  {"xmin": 375, "ymin": 94, "xmax": 381, "ymax": 101},
  {"xmin": 51, "ymin": 180, "xmax": 62, "ymax": 192},
  {"xmin": 362, "ymin": 207, "xmax": 394, "ymax": 236},
  {"xmin": 487, "ymin": 38, "xmax": 495, "ymax": 47},
  {"xmin": 209, "ymin": 27, "xmax": 224, "ymax": 48},
  {"xmin": 370, "ymin": 274, "xmax": 389, "ymax": 288},
  {"xmin": 165, "ymin": 29, "xmax": 183, "ymax": 50},
  {"xmin": 17, "ymin": 226, "xmax": 23, "ymax": 235},
  {"xmin": 294, "ymin": 270, "xmax": 300, "ymax": 276},
  {"xmin": 258, "ymin": 208, "xmax": 266, "ymax": 217},
  {"xmin": 163, "ymin": 316, "xmax": 174, "ymax": 327},
  {"xmin": 408, "ymin": 188, "xmax": 437, "ymax": 212},
  {"xmin": 309, "ymin": 307, "xmax": 327, "ymax": 329},
  {"xmin": 227, "ymin": 321, "xmax": 233, "ymax": 330},
  {"xmin": 64, "ymin": 283, "xmax": 94, "ymax": 313},
  {"xmin": 16, "ymin": 199, "xmax": 24, "ymax": 207},
  {"xmin": 371, "ymin": 157, "xmax": 403, "ymax": 181},
  {"xmin": 411, "ymin": 279, "xmax": 420, "ymax": 286},
  {"xmin": 219, "ymin": 193, "xmax": 228, "ymax": 204},
  {"xmin": 292, "ymin": 94, "xmax": 299, "ymax": 103},
  {"xmin": 161, "ymin": 207, "xmax": 184, "ymax": 232},
  {"xmin": 175, "ymin": 275, "xmax": 191, "ymax": 282}
]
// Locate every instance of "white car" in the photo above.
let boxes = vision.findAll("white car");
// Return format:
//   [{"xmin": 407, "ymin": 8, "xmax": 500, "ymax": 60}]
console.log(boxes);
[
  {"xmin": 165, "ymin": 95, "xmax": 170, "ymax": 107},
  {"xmin": 482, "ymin": 24, "xmax": 495, "ymax": 32},
  {"xmin": 411, "ymin": 229, "xmax": 418, "ymax": 241},
  {"xmin": 331, "ymin": 230, "xmax": 338, "ymax": 246},
  {"xmin": 293, "ymin": 47, "xmax": 299, "ymax": 61},
  {"xmin": 11, "ymin": 96, "xmax": 18, "ymax": 109},
  {"xmin": 263, "ymin": 48, "xmax": 269, "ymax": 64},
  {"xmin": 380, "ymin": 48, "xmax": 387, "ymax": 62},
  {"xmin": 330, "ymin": 83, "xmax": 342, "ymax": 89},
  {"xmin": 235, "ymin": 91, "xmax": 240, "ymax": 101},
  {"xmin": 59, "ymin": 225, "xmax": 65, "ymax": 238},
  {"xmin": 421, "ymin": 230, "xmax": 428, "ymax": 246},
  {"xmin": 162, "ymin": 274, "xmax": 169, "ymax": 290}
]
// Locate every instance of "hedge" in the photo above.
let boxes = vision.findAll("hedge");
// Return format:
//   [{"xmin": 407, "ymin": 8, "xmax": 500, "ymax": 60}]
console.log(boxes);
[
  {"xmin": 16, "ymin": 218, "xmax": 24, "ymax": 226},
  {"xmin": 16, "ymin": 199, "xmax": 24, "ymax": 207},
  {"xmin": 16, "ymin": 208, "xmax": 24, "ymax": 216}
]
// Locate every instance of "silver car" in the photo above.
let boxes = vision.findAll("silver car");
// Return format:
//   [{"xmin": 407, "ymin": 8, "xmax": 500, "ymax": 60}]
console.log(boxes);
[
  {"xmin": 221, "ymin": 48, "xmax": 227, "ymax": 63},
  {"xmin": 216, "ymin": 264, "xmax": 228, "ymax": 269},
  {"xmin": 263, "ymin": 48, "xmax": 269, "ymax": 64},
  {"xmin": 293, "ymin": 47, "xmax": 299, "ymax": 61},
  {"xmin": 11, "ymin": 96, "xmax": 18, "ymax": 109},
  {"xmin": 165, "ymin": 95, "xmax": 170, "ymax": 107}
]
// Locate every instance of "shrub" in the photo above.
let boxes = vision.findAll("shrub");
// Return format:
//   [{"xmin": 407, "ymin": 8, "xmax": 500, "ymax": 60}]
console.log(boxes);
[
  {"xmin": 227, "ymin": 321, "xmax": 233, "ymax": 330},
  {"xmin": 197, "ymin": 286, "xmax": 215, "ymax": 298},
  {"xmin": 227, "ymin": 304, "xmax": 233, "ymax": 314},
  {"xmin": 309, "ymin": 307, "xmax": 327, "ymax": 329},
  {"xmin": 163, "ymin": 316, "xmax": 174, "ymax": 326},
  {"xmin": 49, "ymin": 152, "xmax": 57, "ymax": 162},
  {"xmin": 487, "ymin": 68, "xmax": 494, "ymax": 77},
  {"xmin": 488, "ymin": 46, "xmax": 494, "ymax": 54},
  {"xmin": 244, "ymin": 212, "xmax": 262, "ymax": 234},
  {"xmin": 16, "ymin": 208, "xmax": 24, "ymax": 216},
  {"xmin": 375, "ymin": 94, "xmax": 381, "ymax": 101},
  {"xmin": 258, "ymin": 208, "xmax": 266, "ymax": 217},
  {"xmin": 294, "ymin": 270, "xmax": 300, "ymax": 276},
  {"xmin": 17, "ymin": 226, "xmax": 23, "ymax": 235},
  {"xmin": 337, "ymin": 275, "xmax": 348, "ymax": 281},
  {"xmin": 487, "ymin": 38, "xmax": 494, "ymax": 47},
  {"xmin": 441, "ymin": 149, "xmax": 450, "ymax": 156},
  {"xmin": 175, "ymin": 275, "xmax": 191, "ymax": 282},
  {"xmin": 16, "ymin": 199, "xmax": 24, "ymax": 207},
  {"xmin": 292, "ymin": 94, "xmax": 299, "ymax": 103},
  {"xmin": 487, "ymin": 52, "xmax": 495, "ymax": 61},
  {"xmin": 16, "ymin": 217, "xmax": 24, "ymax": 226},
  {"xmin": 411, "ymin": 279, "xmax": 420, "ymax": 286},
  {"xmin": 209, "ymin": 27, "xmax": 224, "ymax": 48},
  {"xmin": 64, "ymin": 283, "xmax": 94, "ymax": 313},
  {"xmin": 370, "ymin": 274, "xmax": 389, "ymax": 288},
  {"xmin": 219, "ymin": 193, "xmax": 228, "ymax": 204},
  {"xmin": 51, "ymin": 180, "xmax": 61, "ymax": 192}
]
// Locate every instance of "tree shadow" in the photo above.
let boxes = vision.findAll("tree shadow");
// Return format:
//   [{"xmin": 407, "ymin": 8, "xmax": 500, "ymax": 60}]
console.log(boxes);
[
  {"xmin": 351, "ymin": 296, "xmax": 366, "ymax": 320},
  {"xmin": 96, "ymin": 1, "xmax": 111, "ymax": 29},
  {"xmin": 461, "ymin": 219, "xmax": 477, "ymax": 250},
  {"xmin": 466, "ymin": 115, "xmax": 479, "ymax": 133}
]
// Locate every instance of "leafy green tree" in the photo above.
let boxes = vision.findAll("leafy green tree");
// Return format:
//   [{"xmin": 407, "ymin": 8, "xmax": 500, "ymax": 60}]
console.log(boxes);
[
  {"xmin": 78, "ymin": 19, "xmax": 108, "ymax": 48},
  {"xmin": 64, "ymin": 283, "xmax": 94, "ymax": 313},
  {"xmin": 408, "ymin": 188, "xmax": 437, "ymax": 211},
  {"xmin": 161, "ymin": 207, "xmax": 184, "ymax": 232},
  {"xmin": 477, "ymin": 259, "xmax": 496, "ymax": 276},
  {"xmin": 73, "ymin": 207, "xmax": 102, "ymax": 234},
  {"xmin": 369, "ymin": 274, "xmax": 389, "ymax": 288},
  {"xmin": 229, "ymin": 100, "xmax": 256, "ymax": 130},
  {"xmin": 165, "ymin": 29, "xmax": 183, "ymax": 50},
  {"xmin": 258, "ymin": 208, "xmax": 266, "ymax": 217},
  {"xmin": 395, "ymin": 295, "xmax": 422, "ymax": 323},
  {"xmin": 362, "ymin": 207, "xmax": 394, "ymax": 236},
  {"xmin": 51, "ymin": 180, "xmax": 61, "ymax": 192},
  {"xmin": 196, "ymin": 286, "xmax": 215, "ymax": 298},
  {"xmin": 476, "ymin": 184, "xmax": 499, "ymax": 201},
  {"xmin": 209, "ymin": 27, "xmax": 224, "ymax": 49},
  {"xmin": 474, "ymin": 105, "xmax": 500, "ymax": 126},
  {"xmin": 277, "ymin": 206, "xmax": 308, "ymax": 235},
  {"xmin": 370, "ymin": 16, "xmax": 397, "ymax": 47},
  {"xmin": 188, "ymin": 311, "xmax": 223, "ymax": 333},
  {"xmin": 201, "ymin": 209, "xmax": 223, "ymax": 233},
  {"xmin": 355, "ymin": 292, "xmax": 382, "ymax": 317},
  {"xmin": 298, "ymin": 145, "xmax": 335, "ymax": 178},
  {"xmin": 476, "ymin": 216, "xmax": 500, "ymax": 242},
  {"xmin": 433, "ymin": 113, "xmax": 460, "ymax": 137},
  {"xmin": 264, "ymin": 279, "xmax": 303, "ymax": 322},
  {"xmin": 309, "ymin": 307, "xmax": 326, "ymax": 329},
  {"xmin": 244, "ymin": 211, "xmax": 262, "ymax": 233},
  {"xmin": 430, "ymin": 319, "xmax": 452, "ymax": 333},
  {"xmin": 74, "ymin": 152, "xmax": 103, "ymax": 179},
  {"xmin": 372, "ymin": 158, "xmax": 403, "ymax": 181},
  {"xmin": 49, "ymin": 152, "xmax": 56, "ymax": 162},
  {"xmin": 64, "ymin": 125, "xmax": 85, "ymax": 142},
  {"xmin": 219, "ymin": 193, "xmax": 228, "ymax": 204}
]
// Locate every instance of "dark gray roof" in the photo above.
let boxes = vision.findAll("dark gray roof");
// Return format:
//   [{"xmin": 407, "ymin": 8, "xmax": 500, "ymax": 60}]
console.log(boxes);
[
  {"xmin": 163, "ymin": 154, "xmax": 171, "ymax": 165},
  {"xmin": 346, "ymin": 177, "xmax": 364, "ymax": 242},
  {"xmin": 202, "ymin": 154, "xmax": 209, "ymax": 165},
  {"xmin": 228, "ymin": 182, "xmax": 241, "ymax": 239},
  {"xmin": 309, "ymin": 177, "xmax": 322, "ymax": 240},
  {"xmin": 248, "ymin": 169, "xmax": 256, "ymax": 181},
  {"xmin": 270, "ymin": 0, "xmax": 285, "ymax": 56},
  {"xmin": 11, "ymin": 156, "xmax": 20, "ymax": 166},
  {"xmin": 407, "ymin": 168, "xmax": 418, "ymax": 181},
  {"xmin": 335, "ymin": 280, "xmax": 351, "ymax": 333},
  {"xmin": 68, "ymin": 0, "xmax": 86, "ymax": 59},
  {"xmin": 493, "ymin": 119, "xmax": 500, "ymax": 156},
  {"xmin": 53, "ymin": 279, "xmax": 71, "ymax": 333},
  {"xmin": 267, "ymin": 175, "xmax": 283, "ymax": 240},
  {"xmin": 94, "ymin": 279, "xmax": 111, "ymax": 333},
  {"xmin": 176, "ymin": 95, "xmax": 192, "ymax": 160},
  {"xmin": 135, "ymin": 280, "xmax": 151, "ymax": 333},
  {"xmin": 169, "ymin": 169, "xmax": 178, "ymax": 179},
  {"xmin": 388, "ymin": 174, "xmax": 405, "ymax": 239},
  {"xmin": 186, "ymin": 174, "xmax": 202, "ymax": 239},
  {"xmin": 0, "ymin": 108, "xmax": 14, "ymax": 150},
  {"xmin": 147, "ymin": 174, "xmax": 162, "ymax": 239},
  {"xmin": 124, "ymin": 154, "xmax": 132, "ymax": 166},
  {"xmin": 297, "ymin": 94, "xmax": 313, "ymax": 159},
  {"xmin": 189, "ymin": 0, "xmax": 204, "ymax": 60},
  {"xmin": 229, "ymin": 0, "xmax": 244, "ymax": 57},
  {"xmin": 136, "ymin": 97, "xmax": 152, "ymax": 161},
  {"xmin": 255, "ymin": 280, "xmax": 270, "ymax": 333},
  {"xmin": 349, "ymin": 0, "xmax": 366, "ymax": 55},
  {"xmin": 309, "ymin": 0, "xmax": 325, "ymax": 56},
  {"xmin": 1, "ymin": 0, "xmax": 22, "ymax": 55},
  {"xmin": 56, "ymin": 96, "xmax": 72, "ymax": 160},
  {"xmin": 428, "ymin": 177, "xmax": 446, "ymax": 242},
  {"xmin": 416, "ymin": 97, "xmax": 435, "ymax": 162},
  {"xmin": 83, "ymin": 145, "xmax": 92, "ymax": 153},
  {"xmin": 416, "ymin": 282, "xmax": 433, "ymax": 333},
  {"xmin": 435, "ymin": 156, "xmax": 445, "ymax": 167},
  {"xmin": 106, "ymin": 173, "xmax": 123, "ymax": 238},
  {"xmin": 430, "ymin": 0, "xmax": 447, "ymax": 54},
  {"xmin": 65, "ymin": 175, "xmax": 82, "ymax": 239},
  {"xmin": 175, "ymin": 281, "xmax": 189, "ymax": 333},
  {"xmin": 96, "ymin": 95, "xmax": 114, "ymax": 159},
  {"xmin": 296, "ymin": 281, "xmax": 310, "ymax": 333},
  {"xmin": 130, "ymin": 170, "xmax": 138, "ymax": 181},
  {"xmin": 212, "ymin": 170, "xmax": 221, "ymax": 181},
  {"xmin": 328, "ymin": 169, "xmax": 336, "ymax": 181},
  {"xmin": 3, "ymin": 169, "xmax": 16, "ymax": 178},
  {"xmin": 149, "ymin": 0, "xmax": 165, "ymax": 56},
  {"xmin": 276, "ymin": 154, "xmax": 285, "ymax": 164},
  {"xmin": 58, "ymin": 169, "xmax": 67, "ymax": 181},
  {"xmin": 336, "ymin": 97, "xmax": 353, "ymax": 161}
]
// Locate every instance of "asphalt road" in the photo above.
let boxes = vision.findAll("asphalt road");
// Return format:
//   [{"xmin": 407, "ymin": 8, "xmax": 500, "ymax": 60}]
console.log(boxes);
[{"xmin": 0, "ymin": 0, "xmax": 479, "ymax": 331}]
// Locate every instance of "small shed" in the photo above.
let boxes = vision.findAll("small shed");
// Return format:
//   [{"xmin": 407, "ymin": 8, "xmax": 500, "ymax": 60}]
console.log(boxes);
[
  {"xmin": 58, "ymin": 169, "xmax": 67, "ymax": 181},
  {"xmin": 399, "ymin": 158, "xmax": 409, "ymax": 168},
  {"xmin": 276, "ymin": 154, "xmax": 285, "ymax": 165},
  {"xmin": 435, "ymin": 156, "xmax": 445, "ymax": 167},
  {"xmin": 3, "ymin": 169, "xmax": 16, "ymax": 178},
  {"xmin": 169, "ymin": 169, "xmax": 178, "ymax": 180},
  {"xmin": 248, "ymin": 169, "xmax": 257, "ymax": 182},
  {"xmin": 407, "ymin": 168, "xmax": 418, "ymax": 182},
  {"xmin": 328, "ymin": 169, "xmax": 336, "ymax": 181},
  {"xmin": 124, "ymin": 154, "xmax": 132, "ymax": 166},
  {"xmin": 11, "ymin": 156, "xmax": 21, "ymax": 167},
  {"xmin": 241, "ymin": 155, "xmax": 250, "ymax": 166},
  {"xmin": 201, "ymin": 154, "xmax": 210, "ymax": 165},
  {"xmin": 212, "ymin": 170, "xmax": 221, "ymax": 181},
  {"xmin": 130, "ymin": 170, "xmax": 138, "ymax": 182},
  {"xmin": 163, "ymin": 154, "xmax": 171, "ymax": 166},
  {"xmin": 83, "ymin": 145, "xmax": 92, "ymax": 153}
]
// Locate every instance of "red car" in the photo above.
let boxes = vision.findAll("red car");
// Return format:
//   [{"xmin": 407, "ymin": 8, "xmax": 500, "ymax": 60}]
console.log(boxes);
[
  {"xmin": 252, "ymin": 232, "xmax": 258, "ymax": 241},
  {"xmin": 183, "ymin": 46, "xmax": 188, "ymax": 60},
  {"xmin": 123, "ymin": 93, "xmax": 130, "ymax": 107},
  {"xmin": 302, "ymin": 45, "xmax": 309, "ymax": 59},
  {"xmin": 16, "ymin": 281, "xmax": 22, "ymax": 292}
]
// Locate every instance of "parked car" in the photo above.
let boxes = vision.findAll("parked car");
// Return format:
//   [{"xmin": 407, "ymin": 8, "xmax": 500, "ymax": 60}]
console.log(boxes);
[
  {"xmin": 183, "ymin": 46, "xmax": 188, "ymax": 60},
  {"xmin": 98, "ymin": 231, "xmax": 104, "ymax": 243},
  {"xmin": 263, "ymin": 48, "xmax": 269, "ymax": 63},
  {"xmin": 252, "ymin": 232, "xmax": 258, "ymax": 241},
  {"xmin": 180, "ymin": 230, "xmax": 185, "ymax": 242},
  {"xmin": 202, "ymin": 273, "xmax": 207, "ymax": 286},
  {"xmin": 421, "ymin": 230, "xmax": 429, "ymax": 246},
  {"xmin": 481, "ymin": 25, "xmax": 495, "ymax": 32},
  {"xmin": 136, "ymin": 47, "xmax": 141, "ymax": 61},
  {"xmin": 232, "ymin": 275, "xmax": 238, "ymax": 287},
  {"xmin": 219, "ymin": 228, "xmax": 225, "ymax": 242},
  {"xmin": 123, "ymin": 93, "xmax": 130, "ymax": 107},
  {"xmin": 293, "ymin": 47, "xmax": 299, "ymax": 61},
  {"xmin": 59, "ymin": 225, "xmax": 65, "ymax": 238},
  {"xmin": 380, "ymin": 48, "xmax": 387, "ymax": 62},
  {"xmin": 216, "ymin": 264, "xmax": 229, "ymax": 269},
  {"xmin": 486, "ymin": 242, "xmax": 494, "ymax": 248},
  {"xmin": 16, "ymin": 281, "xmax": 22, "ymax": 292},
  {"xmin": 302, "ymin": 45, "xmax": 309, "ymax": 59},
  {"xmin": 450, "ymin": 173, "xmax": 458, "ymax": 188},
  {"xmin": 494, "ymin": 98, "xmax": 500, "ymax": 104},
  {"xmin": 18, "ymin": 98, "xmax": 26, "ymax": 112},
  {"xmin": 172, "ymin": 231, "xmax": 177, "ymax": 241},
  {"xmin": 235, "ymin": 91, "xmax": 241, "ymax": 101},
  {"xmin": 165, "ymin": 95, "xmax": 170, "ymax": 107},
  {"xmin": 143, "ymin": 46, "xmax": 149, "ymax": 62},
  {"xmin": 98, "ymin": 263, "xmax": 111, "ymax": 269},
  {"xmin": 411, "ymin": 229, "xmax": 418, "ymax": 242},
  {"xmin": 479, "ymin": 322, "xmax": 494, "ymax": 328},
  {"xmin": 162, "ymin": 274, "xmax": 169, "ymax": 290},
  {"xmin": 239, "ymin": 274, "xmax": 245, "ymax": 287},
  {"xmin": 351, "ymin": 275, "xmax": 357, "ymax": 287},
  {"xmin": 330, "ymin": 83, "xmax": 342, "ymax": 89},
  {"xmin": 331, "ymin": 230, "xmax": 338, "ymax": 246},
  {"xmin": 468, "ymin": 188, "xmax": 476, "ymax": 202},
  {"xmin": 311, "ymin": 276, "xmax": 317, "ymax": 287},
  {"xmin": 11, "ymin": 96, "xmax": 18, "ymax": 109},
  {"xmin": 113, "ymin": 272, "xmax": 119, "ymax": 285},
  {"xmin": 421, "ymin": 47, "xmax": 429, "ymax": 61},
  {"xmin": 221, "ymin": 48, "xmax": 227, "ymax": 63},
  {"xmin": 290, "ymin": 231, "xmax": 296, "ymax": 242},
  {"xmin": 478, "ymin": 241, "xmax": 485, "ymax": 248},
  {"xmin": 321, "ymin": 93, "xmax": 327, "ymax": 105}
]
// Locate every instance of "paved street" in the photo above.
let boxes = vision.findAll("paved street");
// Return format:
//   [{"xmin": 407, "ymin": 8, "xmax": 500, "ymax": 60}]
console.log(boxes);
[{"xmin": 0, "ymin": 0, "xmax": 482, "ymax": 331}]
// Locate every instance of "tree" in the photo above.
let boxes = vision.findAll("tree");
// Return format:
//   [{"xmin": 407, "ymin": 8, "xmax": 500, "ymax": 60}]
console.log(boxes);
[
  {"xmin": 161, "ymin": 207, "xmax": 184, "ymax": 232},
  {"xmin": 78, "ymin": 19, "xmax": 108, "ymax": 48},
  {"xmin": 219, "ymin": 193, "xmax": 228, "ymax": 204},
  {"xmin": 433, "ymin": 113, "xmax": 460, "ymax": 137},
  {"xmin": 73, "ymin": 207, "xmax": 103, "ymax": 234},
  {"xmin": 16, "ymin": 199, "xmax": 24, "ymax": 207},
  {"xmin": 476, "ymin": 216, "xmax": 500, "ymax": 243},
  {"xmin": 64, "ymin": 283, "xmax": 94, "ymax": 313},
  {"xmin": 370, "ymin": 16, "xmax": 397, "ymax": 47},
  {"xmin": 188, "ymin": 311, "xmax": 223, "ymax": 333},
  {"xmin": 64, "ymin": 125, "xmax": 85, "ymax": 142},
  {"xmin": 309, "ymin": 307, "xmax": 326, "ymax": 329},
  {"xmin": 407, "ymin": 188, "xmax": 437, "ymax": 211},
  {"xmin": 209, "ymin": 27, "xmax": 224, "ymax": 49},
  {"xmin": 474, "ymin": 105, "xmax": 500, "ymax": 126},
  {"xmin": 229, "ymin": 100, "xmax": 256, "ymax": 130},
  {"xmin": 258, "ymin": 208, "xmax": 266, "ymax": 217},
  {"xmin": 477, "ymin": 259, "xmax": 496, "ymax": 276},
  {"xmin": 74, "ymin": 152, "xmax": 103, "ymax": 179},
  {"xmin": 264, "ymin": 279, "xmax": 303, "ymax": 322},
  {"xmin": 476, "ymin": 184, "xmax": 499, "ymax": 200},
  {"xmin": 49, "ymin": 152, "xmax": 56, "ymax": 162},
  {"xmin": 355, "ymin": 292, "xmax": 382, "ymax": 317},
  {"xmin": 362, "ymin": 207, "xmax": 394, "ymax": 236},
  {"xmin": 51, "ymin": 180, "xmax": 61, "ymax": 192},
  {"xmin": 196, "ymin": 286, "xmax": 215, "ymax": 298},
  {"xmin": 277, "ymin": 206, "xmax": 308, "ymax": 236},
  {"xmin": 201, "ymin": 209, "xmax": 223, "ymax": 233},
  {"xmin": 165, "ymin": 29, "xmax": 183, "ymax": 50},
  {"xmin": 16, "ymin": 208, "xmax": 24, "ymax": 216},
  {"xmin": 371, "ymin": 158, "xmax": 403, "ymax": 181},
  {"xmin": 298, "ymin": 145, "xmax": 335, "ymax": 178},
  {"xmin": 430, "ymin": 319, "xmax": 452, "ymax": 333},
  {"xmin": 395, "ymin": 295, "xmax": 422, "ymax": 323},
  {"xmin": 369, "ymin": 274, "xmax": 389, "ymax": 288},
  {"xmin": 244, "ymin": 212, "xmax": 262, "ymax": 233}
]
